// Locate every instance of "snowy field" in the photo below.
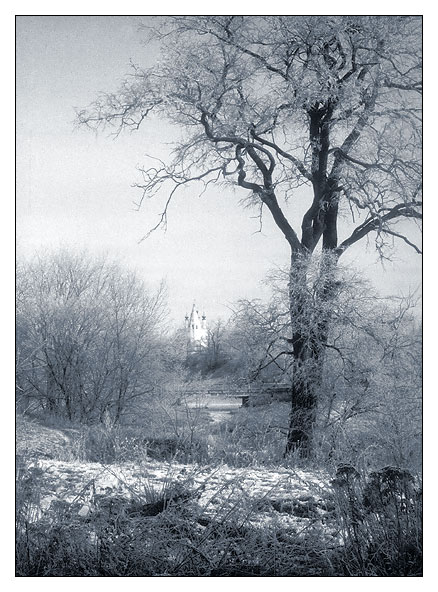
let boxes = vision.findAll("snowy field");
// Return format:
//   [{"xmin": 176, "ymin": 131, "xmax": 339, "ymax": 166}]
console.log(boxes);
[{"xmin": 19, "ymin": 456, "xmax": 336, "ymax": 535}]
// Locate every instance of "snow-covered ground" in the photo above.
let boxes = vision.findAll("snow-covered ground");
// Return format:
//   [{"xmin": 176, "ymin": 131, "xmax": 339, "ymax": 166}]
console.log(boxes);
[{"xmin": 20, "ymin": 457, "xmax": 335, "ymax": 534}]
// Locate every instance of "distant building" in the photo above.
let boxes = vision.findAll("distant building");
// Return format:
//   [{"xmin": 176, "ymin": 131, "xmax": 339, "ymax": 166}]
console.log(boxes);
[{"xmin": 185, "ymin": 303, "xmax": 208, "ymax": 353}]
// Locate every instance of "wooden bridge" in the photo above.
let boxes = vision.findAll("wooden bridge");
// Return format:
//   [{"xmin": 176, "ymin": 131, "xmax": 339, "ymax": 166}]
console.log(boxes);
[{"xmin": 178, "ymin": 383, "xmax": 291, "ymax": 407}]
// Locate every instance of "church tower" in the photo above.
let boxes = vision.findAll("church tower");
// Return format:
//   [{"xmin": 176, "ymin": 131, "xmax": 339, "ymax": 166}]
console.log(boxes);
[{"xmin": 185, "ymin": 303, "xmax": 208, "ymax": 353}]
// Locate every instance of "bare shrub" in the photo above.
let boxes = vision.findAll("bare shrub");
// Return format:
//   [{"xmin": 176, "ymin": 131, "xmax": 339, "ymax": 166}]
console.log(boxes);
[
  {"xmin": 16, "ymin": 251, "xmax": 167, "ymax": 425},
  {"xmin": 332, "ymin": 465, "xmax": 422, "ymax": 576}
]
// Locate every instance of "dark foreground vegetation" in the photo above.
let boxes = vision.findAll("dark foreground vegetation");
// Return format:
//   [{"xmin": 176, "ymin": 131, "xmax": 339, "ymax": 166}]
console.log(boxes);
[{"xmin": 16, "ymin": 411, "xmax": 422, "ymax": 577}]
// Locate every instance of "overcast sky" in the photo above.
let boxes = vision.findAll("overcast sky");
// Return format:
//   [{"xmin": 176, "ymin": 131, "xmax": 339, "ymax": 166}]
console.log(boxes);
[{"xmin": 16, "ymin": 15, "xmax": 422, "ymax": 326}]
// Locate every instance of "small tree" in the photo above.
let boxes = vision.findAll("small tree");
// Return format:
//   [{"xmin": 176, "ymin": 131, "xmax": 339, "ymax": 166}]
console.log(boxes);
[
  {"xmin": 78, "ymin": 16, "xmax": 421, "ymax": 455},
  {"xmin": 313, "ymin": 277, "xmax": 422, "ymax": 469}
]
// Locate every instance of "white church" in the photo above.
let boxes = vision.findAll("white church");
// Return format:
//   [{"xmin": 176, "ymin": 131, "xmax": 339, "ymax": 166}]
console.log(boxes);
[{"xmin": 185, "ymin": 303, "xmax": 208, "ymax": 353}]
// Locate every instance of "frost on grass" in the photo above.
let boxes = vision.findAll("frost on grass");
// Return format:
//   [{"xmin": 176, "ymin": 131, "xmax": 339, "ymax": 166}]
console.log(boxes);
[{"xmin": 20, "ymin": 457, "xmax": 335, "ymax": 534}]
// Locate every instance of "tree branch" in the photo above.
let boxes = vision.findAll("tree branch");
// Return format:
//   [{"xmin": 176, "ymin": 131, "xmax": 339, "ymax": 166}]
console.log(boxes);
[
  {"xmin": 250, "ymin": 126, "xmax": 312, "ymax": 181},
  {"xmin": 336, "ymin": 201, "xmax": 422, "ymax": 256}
]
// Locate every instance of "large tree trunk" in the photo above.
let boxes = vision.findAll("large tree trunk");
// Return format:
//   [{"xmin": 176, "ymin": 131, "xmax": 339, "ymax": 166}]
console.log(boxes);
[
  {"xmin": 285, "ymin": 250, "xmax": 338, "ymax": 457},
  {"xmin": 285, "ymin": 332, "xmax": 319, "ymax": 457}
]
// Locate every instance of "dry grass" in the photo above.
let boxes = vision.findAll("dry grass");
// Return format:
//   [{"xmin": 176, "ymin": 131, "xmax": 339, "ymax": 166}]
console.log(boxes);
[
  {"xmin": 15, "ymin": 416, "xmax": 422, "ymax": 576},
  {"xmin": 15, "ymin": 458, "xmax": 337, "ymax": 576}
]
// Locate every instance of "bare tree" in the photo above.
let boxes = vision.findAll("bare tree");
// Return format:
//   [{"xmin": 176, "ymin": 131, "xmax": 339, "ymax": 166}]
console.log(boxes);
[
  {"xmin": 225, "ymin": 296, "xmax": 292, "ymax": 383},
  {"xmin": 316, "ymin": 286, "xmax": 422, "ymax": 470},
  {"xmin": 16, "ymin": 252, "xmax": 167, "ymax": 424},
  {"xmin": 78, "ymin": 16, "xmax": 421, "ymax": 455},
  {"xmin": 226, "ymin": 264, "xmax": 421, "ymax": 468}
]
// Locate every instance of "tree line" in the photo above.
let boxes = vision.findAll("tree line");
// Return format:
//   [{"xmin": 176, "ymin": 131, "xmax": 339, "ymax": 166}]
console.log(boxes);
[{"xmin": 16, "ymin": 252, "xmax": 167, "ymax": 425}]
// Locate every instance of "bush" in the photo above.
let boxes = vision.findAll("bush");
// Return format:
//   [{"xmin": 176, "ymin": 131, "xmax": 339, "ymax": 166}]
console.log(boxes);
[
  {"xmin": 16, "ymin": 252, "xmax": 168, "ymax": 425},
  {"xmin": 331, "ymin": 465, "xmax": 422, "ymax": 576}
]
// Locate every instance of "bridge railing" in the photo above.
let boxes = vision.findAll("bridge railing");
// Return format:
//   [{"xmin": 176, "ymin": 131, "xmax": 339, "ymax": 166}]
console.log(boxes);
[{"xmin": 178, "ymin": 383, "xmax": 291, "ymax": 398}]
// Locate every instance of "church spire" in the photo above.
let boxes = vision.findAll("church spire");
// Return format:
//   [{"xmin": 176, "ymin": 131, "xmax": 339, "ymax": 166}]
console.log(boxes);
[{"xmin": 186, "ymin": 302, "xmax": 208, "ymax": 352}]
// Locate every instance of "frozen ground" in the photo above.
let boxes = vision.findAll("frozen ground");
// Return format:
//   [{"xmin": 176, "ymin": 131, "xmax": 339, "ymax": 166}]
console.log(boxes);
[
  {"xmin": 19, "ymin": 456, "xmax": 336, "ymax": 534},
  {"xmin": 16, "ymin": 415, "xmax": 338, "ymax": 540}
]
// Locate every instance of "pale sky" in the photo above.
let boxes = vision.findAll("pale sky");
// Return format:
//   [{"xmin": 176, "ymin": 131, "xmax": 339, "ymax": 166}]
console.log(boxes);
[{"xmin": 16, "ymin": 15, "xmax": 422, "ymax": 325}]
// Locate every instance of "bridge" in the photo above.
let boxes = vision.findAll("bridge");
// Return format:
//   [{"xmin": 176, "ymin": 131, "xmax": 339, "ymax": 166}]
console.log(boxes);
[{"xmin": 177, "ymin": 382, "xmax": 291, "ymax": 407}]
